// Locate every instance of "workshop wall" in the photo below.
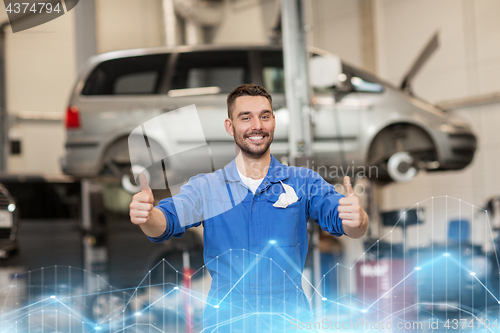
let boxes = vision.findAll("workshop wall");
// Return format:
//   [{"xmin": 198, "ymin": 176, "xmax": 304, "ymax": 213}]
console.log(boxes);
[
  {"xmin": 95, "ymin": 0, "xmax": 164, "ymax": 53},
  {"xmin": 3, "ymin": 10, "xmax": 76, "ymax": 174},
  {"xmin": 212, "ymin": 0, "xmax": 269, "ymax": 44},
  {"xmin": 94, "ymin": 0, "xmax": 271, "ymax": 51},
  {"xmin": 373, "ymin": 0, "xmax": 500, "ymax": 249},
  {"xmin": 309, "ymin": 0, "xmax": 363, "ymax": 69}
]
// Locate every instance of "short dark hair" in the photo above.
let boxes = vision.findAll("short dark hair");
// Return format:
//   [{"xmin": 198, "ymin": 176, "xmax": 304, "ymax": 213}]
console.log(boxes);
[{"xmin": 226, "ymin": 83, "xmax": 273, "ymax": 119}]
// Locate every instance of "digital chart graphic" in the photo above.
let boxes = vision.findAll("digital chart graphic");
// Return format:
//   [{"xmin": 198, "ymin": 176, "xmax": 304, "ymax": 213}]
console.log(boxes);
[{"xmin": 1, "ymin": 196, "xmax": 499, "ymax": 332}]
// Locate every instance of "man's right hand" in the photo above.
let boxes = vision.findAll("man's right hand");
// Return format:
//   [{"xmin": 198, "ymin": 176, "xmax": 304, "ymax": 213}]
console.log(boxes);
[{"xmin": 129, "ymin": 173, "xmax": 155, "ymax": 225}]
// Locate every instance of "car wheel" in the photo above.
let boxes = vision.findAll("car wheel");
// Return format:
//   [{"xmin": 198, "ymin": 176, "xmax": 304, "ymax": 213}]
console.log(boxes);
[
  {"xmin": 387, "ymin": 151, "xmax": 418, "ymax": 183},
  {"xmin": 121, "ymin": 165, "xmax": 151, "ymax": 193},
  {"xmin": 367, "ymin": 123, "xmax": 436, "ymax": 184},
  {"xmin": 102, "ymin": 137, "xmax": 168, "ymax": 193}
]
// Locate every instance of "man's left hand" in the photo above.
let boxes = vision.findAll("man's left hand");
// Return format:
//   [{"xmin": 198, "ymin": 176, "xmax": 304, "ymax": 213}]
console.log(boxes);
[{"xmin": 338, "ymin": 176, "xmax": 368, "ymax": 238}]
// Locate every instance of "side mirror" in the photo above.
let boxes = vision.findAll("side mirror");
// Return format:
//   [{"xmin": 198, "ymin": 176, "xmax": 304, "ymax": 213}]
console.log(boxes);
[{"xmin": 309, "ymin": 54, "xmax": 342, "ymax": 89}]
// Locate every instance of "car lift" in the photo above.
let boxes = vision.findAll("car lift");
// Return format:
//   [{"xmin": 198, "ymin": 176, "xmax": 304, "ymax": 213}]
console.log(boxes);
[{"xmin": 281, "ymin": 0, "xmax": 330, "ymax": 313}]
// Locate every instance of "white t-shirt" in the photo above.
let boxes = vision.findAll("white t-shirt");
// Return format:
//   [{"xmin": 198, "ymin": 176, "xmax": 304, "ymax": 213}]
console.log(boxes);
[{"xmin": 237, "ymin": 169, "xmax": 264, "ymax": 194}]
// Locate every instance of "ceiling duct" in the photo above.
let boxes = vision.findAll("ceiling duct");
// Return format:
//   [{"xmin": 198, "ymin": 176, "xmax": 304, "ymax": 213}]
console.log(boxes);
[{"xmin": 173, "ymin": 0, "xmax": 225, "ymax": 27}]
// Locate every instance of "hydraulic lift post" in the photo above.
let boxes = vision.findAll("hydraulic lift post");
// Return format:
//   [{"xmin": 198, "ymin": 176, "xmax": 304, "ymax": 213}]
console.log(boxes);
[
  {"xmin": 281, "ymin": 0, "xmax": 323, "ymax": 314},
  {"xmin": 281, "ymin": 0, "xmax": 313, "ymax": 165},
  {"xmin": 81, "ymin": 179, "xmax": 109, "ymax": 296}
]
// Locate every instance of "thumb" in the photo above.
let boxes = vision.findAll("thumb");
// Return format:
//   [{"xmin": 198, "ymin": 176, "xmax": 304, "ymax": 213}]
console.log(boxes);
[
  {"xmin": 138, "ymin": 172, "xmax": 150, "ymax": 192},
  {"xmin": 343, "ymin": 176, "xmax": 354, "ymax": 197}
]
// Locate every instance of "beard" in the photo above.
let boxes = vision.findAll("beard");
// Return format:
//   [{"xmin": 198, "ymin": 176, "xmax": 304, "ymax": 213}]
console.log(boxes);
[{"xmin": 233, "ymin": 126, "xmax": 273, "ymax": 158}]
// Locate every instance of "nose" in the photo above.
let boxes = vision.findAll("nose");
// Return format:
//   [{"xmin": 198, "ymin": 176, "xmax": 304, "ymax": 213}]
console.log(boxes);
[{"xmin": 250, "ymin": 117, "xmax": 263, "ymax": 131}]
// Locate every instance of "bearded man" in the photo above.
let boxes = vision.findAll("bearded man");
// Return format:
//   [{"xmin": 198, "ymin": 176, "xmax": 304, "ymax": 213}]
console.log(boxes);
[{"xmin": 129, "ymin": 83, "xmax": 368, "ymax": 332}]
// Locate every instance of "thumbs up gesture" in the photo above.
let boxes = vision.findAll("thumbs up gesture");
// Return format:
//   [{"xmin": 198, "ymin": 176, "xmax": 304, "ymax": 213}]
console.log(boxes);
[
  {"xmin": 338, "ymin": 176, "xmax": 368, "ymax": 238},
  {"xmin": 129, "ymin": 173, "xmax": 155, "ymax": 225}
]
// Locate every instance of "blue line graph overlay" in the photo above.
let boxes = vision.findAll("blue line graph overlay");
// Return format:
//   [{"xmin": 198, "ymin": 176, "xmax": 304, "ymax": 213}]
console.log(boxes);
[{"xmin": 2, "ymin": 196, "xmax": 500, "ymax": 332}]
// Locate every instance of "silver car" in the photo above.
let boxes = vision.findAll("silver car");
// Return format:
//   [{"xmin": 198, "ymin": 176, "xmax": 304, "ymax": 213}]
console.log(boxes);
[{"xmin": 61, "ymin": 44, "xmax": 476, "ymax": 191}]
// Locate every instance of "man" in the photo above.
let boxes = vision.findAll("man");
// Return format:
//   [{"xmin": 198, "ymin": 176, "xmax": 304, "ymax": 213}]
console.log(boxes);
[{"xmin": 130, "ymin": 83, "xmax": 368, "ymax": 332}]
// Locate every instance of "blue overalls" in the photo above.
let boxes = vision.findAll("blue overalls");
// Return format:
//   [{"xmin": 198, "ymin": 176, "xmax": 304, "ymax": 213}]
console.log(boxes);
[{"xmin": 150, "ymin": 156, "xmax": 345, "ymax": 332}]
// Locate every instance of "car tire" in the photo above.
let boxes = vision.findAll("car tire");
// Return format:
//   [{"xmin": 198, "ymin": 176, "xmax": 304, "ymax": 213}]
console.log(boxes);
[
  {"xmin": 121, "ymin": 165, "xmax": 151, "ymax": 193},
  {"xmin": 102, "ymin": 137, "xmax": 168, "ymax": 193},
  {"xmin": 386, "ymin": 151, "xmax": 418, "ymax": 183},
  {"xmin": 367, "ymin": 123, "xmax": 435, "ymax": 184}
]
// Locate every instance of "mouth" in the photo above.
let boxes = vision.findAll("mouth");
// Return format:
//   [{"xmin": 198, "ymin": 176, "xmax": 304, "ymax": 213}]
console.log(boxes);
[{"xmin": 246, "ymin": 135, "xmax": 266, "ymax": 144}]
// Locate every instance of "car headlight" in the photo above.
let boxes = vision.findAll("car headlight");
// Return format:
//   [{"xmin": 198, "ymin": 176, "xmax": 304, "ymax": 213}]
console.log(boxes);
[
  {"xmin": 7, "ymin": 203, "xmax": 15, "ymax": 212},
  {"xmin": 440, "ymin": 124, "xmax": 459, "ymax": 133},
  {"xmin": 445, "ymin": 113, "xmax": 469, "ymax": 130}
]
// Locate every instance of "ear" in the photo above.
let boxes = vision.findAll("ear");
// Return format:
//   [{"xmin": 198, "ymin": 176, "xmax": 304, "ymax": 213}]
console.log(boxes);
[{"xmin": 224, "ymin": 118, "xmax": 234, "ymax": 136}]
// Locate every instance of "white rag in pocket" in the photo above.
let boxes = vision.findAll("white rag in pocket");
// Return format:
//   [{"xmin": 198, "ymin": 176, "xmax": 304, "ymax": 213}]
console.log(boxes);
[{"xmin": 273, "ymin": 181, "xmax": 299, "ymax": 208}]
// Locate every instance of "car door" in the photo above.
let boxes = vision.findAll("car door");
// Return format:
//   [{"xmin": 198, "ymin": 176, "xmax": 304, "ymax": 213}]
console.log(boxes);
[
  {"xmin": 312, "ymin": 64, "xmax": 366, "ymax": 171},
  {"xmin": 76, "ymin": 53, "xmax": 169, "ymax": 156},
  {"xmin": 340, "ymin": 64, "xmax": 385, "ymax": 167},
  {"xmin": 158, "ymin": 49, "xmax": 252, "ymax": 174},
  {"xmin": 70, "ymin": 53, "xmax": 169, "ymax": 177},
  {"xmin": 259, "ymin": 50, "xmax": 364, "ymax": 170}
]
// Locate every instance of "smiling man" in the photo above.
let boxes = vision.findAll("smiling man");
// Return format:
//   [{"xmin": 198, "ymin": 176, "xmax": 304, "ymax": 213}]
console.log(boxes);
[{"xmin": 129, "ymin": 83, "xmax": 368, "ymax": 332}]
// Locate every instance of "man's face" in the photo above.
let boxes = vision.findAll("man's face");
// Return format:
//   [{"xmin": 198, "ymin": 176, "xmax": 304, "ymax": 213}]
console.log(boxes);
[{"xmin": 224, "ymin": 96, "xmax": 275, "ymax": 158}]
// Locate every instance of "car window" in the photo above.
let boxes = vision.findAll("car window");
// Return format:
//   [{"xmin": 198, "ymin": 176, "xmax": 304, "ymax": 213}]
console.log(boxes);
[
  {"xmin": 263, "ymin": 67, "xmax": 285, "ymax": 94},
  {"xmin": 261, "ymin": 50, "xmax": 285, "ymax": 94},
  {"xmin": 350, "ymin": 75, "xmax": 383, "ymax": 93},
  {"xmin": 170, "ymin": 51, "xmax": 250, "ymax": 93},
  {"xmin": 82, "ymin": 54, "xmax": 168, "ymax": 96},
  {"xmin": 114, "ymin": 72, "xmax": 158, "ymax": 94},
  {"xmin": 344, "ymin": 65, "xmax": 384, "ymax": 93}
]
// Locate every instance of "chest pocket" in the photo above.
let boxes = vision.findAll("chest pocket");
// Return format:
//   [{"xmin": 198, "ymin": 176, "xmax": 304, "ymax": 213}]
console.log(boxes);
[{"xmin": 264, "ymin": 193, "xmax": 303, "ymax": 247}]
